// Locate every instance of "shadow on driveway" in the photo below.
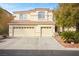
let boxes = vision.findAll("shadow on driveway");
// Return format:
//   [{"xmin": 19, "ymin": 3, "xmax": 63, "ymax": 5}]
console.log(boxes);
[{"xmin": 0, "ymin": 50, "xmax": 79, "ymax": 56}]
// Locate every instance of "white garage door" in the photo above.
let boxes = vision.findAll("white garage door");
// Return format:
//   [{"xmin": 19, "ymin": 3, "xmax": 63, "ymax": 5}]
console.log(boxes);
[
  {"xmin": 13, "ymin": 27, "xmax": 35, "ymax": 37},
  {"xmin": 41, "ymin": 27, "xmax": 52, "ymax": 37}
]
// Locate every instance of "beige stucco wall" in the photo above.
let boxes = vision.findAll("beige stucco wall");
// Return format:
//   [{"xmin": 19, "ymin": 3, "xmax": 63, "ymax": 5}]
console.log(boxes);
[
  {"xmin": 9, "ymin": 25, "xmax": 14, "ymax": 37},
  {"xmin": 14, "ymin": 10, "xmax": 53, "ymax": 21}
]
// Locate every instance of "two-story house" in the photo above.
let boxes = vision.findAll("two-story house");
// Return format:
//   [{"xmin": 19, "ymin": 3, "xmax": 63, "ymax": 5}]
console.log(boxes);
[{"xmin": 9, "ymin": 8, "xmax": 55, "ymax": 37}]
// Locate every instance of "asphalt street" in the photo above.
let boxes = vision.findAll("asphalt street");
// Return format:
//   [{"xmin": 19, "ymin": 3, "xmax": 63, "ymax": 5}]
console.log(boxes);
[{"xmin": 0, "ymin": 50, "xmax": 79, "ymax": 56}]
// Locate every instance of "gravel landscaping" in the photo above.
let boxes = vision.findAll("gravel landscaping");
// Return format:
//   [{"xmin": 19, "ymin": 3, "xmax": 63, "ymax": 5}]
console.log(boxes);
[{"xmin": 55, "ymin": 33, "xmax": 79, "ymax": 48}]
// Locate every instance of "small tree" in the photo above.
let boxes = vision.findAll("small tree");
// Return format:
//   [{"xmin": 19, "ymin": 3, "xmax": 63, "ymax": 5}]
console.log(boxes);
[
  {"xmin": 54, "ymin": 3, "xmax": 79, "ymax": 32},
  {"xmin": 0, "ymin": 7, "xmax": 13, "ymax": 35}
]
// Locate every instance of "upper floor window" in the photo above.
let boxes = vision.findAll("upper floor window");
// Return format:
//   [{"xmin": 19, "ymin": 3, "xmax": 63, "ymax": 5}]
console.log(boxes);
[
  {"xmin": 38, "ymin": 12, "xmax": 45, "ymax": 19},
  {"xmin": 19, "ymin": 14, "xmax": 27, "ymax": 20}
]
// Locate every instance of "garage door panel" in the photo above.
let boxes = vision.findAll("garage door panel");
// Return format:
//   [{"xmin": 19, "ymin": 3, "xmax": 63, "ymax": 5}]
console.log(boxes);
[
  {"xmin": 41, "ymin": 27, "xmax": 52, "ymax": 37},
  {"xmin": 25, "ymin": 29, "xmax": 35, "ymax": 36}
]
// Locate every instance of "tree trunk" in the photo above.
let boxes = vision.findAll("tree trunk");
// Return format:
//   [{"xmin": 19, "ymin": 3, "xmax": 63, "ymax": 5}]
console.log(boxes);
[
  {"xmin": 62, "ymin": 26, "xmax": 64, "ymax": 32},
  {"xmin": 76, "ymin": 23, "xmax": 79, "ymax": 31}
]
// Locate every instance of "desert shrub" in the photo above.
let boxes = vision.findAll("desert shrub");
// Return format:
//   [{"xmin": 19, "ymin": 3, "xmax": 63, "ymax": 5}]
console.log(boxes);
[
  {"xmin": 60, "ymin": 31, "xmax": 75, "ymax": 43},
  {"xmin": 60, "ymin": 31, "xmax": 74, "ymax": 39},
  {"xmin": 74, "ymin": 32, "xmax": 79, "ymax": 43},
  {"xmin": 60, "ymin": 31, "xmax": 79, "ymax": 43}
]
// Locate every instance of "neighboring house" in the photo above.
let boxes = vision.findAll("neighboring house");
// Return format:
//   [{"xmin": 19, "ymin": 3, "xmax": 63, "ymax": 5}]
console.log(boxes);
[
  {"xmin": 9, "ymin": 8, "xmax": 55, "ymax": 37},
  {"xmin": 57, "ymin": 27, "xmax": 76, "ymax": 32}
]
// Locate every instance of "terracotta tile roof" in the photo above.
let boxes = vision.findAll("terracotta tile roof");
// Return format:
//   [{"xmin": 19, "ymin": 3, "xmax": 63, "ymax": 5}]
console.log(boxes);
[
  {"xmin": 9, "ymin": 20, "xmax": 54, "ymax": 25},
  {"xmin": 13, "ymin": 8, "xmax": 53, "ymax": 14}
]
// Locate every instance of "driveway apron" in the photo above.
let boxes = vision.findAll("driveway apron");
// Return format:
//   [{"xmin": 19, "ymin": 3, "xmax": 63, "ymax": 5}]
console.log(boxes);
[{"xmin": 0, "ymin": 37, "xmax": 63, "ymax": 50}]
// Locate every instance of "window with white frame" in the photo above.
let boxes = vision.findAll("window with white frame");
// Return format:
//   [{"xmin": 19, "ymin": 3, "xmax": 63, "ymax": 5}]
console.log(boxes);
[
  {"xmin": 38, "ymin": 12, "xmax": 45, "ymax": 19},
  {"xmin": 19, "ymin": 14, "xmax": 27, "ymax": 20}
]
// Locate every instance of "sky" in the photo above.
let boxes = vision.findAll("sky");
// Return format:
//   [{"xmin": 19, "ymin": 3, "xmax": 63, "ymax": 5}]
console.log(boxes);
[{"xmin": 0, "ymin": 3, "xmax": 58, "ymax": 13}]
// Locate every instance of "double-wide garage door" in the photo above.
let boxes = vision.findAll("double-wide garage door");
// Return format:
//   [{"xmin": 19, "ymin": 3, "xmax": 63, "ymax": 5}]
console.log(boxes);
[
  {"xmin": 14, "ymin": 27, "xmax": 35, "ymax": 37},
  {"xmin": 13, "ymin": 26, "xmax": 52, "ymax": 37}
]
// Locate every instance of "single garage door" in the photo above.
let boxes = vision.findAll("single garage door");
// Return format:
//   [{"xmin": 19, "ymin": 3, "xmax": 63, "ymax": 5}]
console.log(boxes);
[
  {"xmin": 13, "ymin": 27, "xmax": 35, "ymax": 37},
  {"xmin": 41, "ymin": 27, "xmax": 52, "ymax": 37}
]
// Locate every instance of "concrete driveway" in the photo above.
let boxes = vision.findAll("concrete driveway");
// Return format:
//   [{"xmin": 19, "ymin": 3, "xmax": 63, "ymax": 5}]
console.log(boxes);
[{"xmin": 0, "ymin": 37, "xmax": 63, "ymax": 50}]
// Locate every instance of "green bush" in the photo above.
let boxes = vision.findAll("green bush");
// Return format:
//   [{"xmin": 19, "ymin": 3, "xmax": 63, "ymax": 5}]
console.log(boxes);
[
  {"xmin": 60, "ymin": 31, "xmax": 79, "ymax": 43},
  {"xmin": 60, "ymin": 31, "xmax": 75, "ymax": 43},
  {"xmin": 74, "ymin": 32, "xmax": 79, "ymax": 43},
  {"xmin": 60, "ymin": 31, "xmax": 74, "ymax": 39},
  {"xmin": 58, "ymin": 32, "xmax": 62, "ymax": 36}
]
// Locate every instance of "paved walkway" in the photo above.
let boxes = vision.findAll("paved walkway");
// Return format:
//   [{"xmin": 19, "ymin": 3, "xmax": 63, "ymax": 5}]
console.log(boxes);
[{"xmin": 0, "ymin": 37, "xmax": 64, "ymax": 50}]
